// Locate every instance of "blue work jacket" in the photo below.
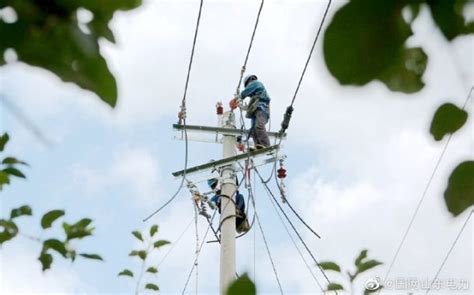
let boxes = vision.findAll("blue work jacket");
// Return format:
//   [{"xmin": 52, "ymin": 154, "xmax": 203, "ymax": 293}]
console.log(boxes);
[{"xmin": 241, "ymin": 80, "xmax": 270, "ymax": 120}]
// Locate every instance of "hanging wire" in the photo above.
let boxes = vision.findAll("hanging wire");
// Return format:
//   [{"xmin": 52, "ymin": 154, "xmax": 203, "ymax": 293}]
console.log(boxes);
[
  {"xmin": 381, "ymin": 86, "xmax": 474, "ymax": 288},
  {"xmin": 0, "ymin": 94, "xmax": 53, "ymax": 147},
  {"xmin": 254, "ymin": 210, "xmax": 284, "ymax": 294},
  {"xmin": 264, "ymin": 177, "xmax": 325, "ymax": 292},
  {"xmin": 254, "ymin": 167, "xmax": 333, "ymax": 288},
  {"xmin": 235, "ymin": 0, "xmax": 265, "ymax": 95},
  {"xmin": 425, "ymin": 210, "xmax": 473, "ymax": 294},
  {"xmin": 143, "ymin": 0, "xmax": 205, "ymax": 222},
  {"xmin": 158, "ymin": 217, "xmax": 195, "ymax": 268},
  {"xmin": 278, "ymin": 0, "xmax": 332, "ymax": 138},
  {"xmin": 273, "ymin": 167, "xmax": 321, "ymax": 239},
  {"xmin": 182, "ymin": 209, "xmax": 217, "ymax": 294},
  {"xmin": 193, "ymin": 201, "xmax": 199, "ymax": 295}
]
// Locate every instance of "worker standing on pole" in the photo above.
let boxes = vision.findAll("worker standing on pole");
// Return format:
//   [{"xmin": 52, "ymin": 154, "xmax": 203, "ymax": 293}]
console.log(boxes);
[{"xmin": 229, "ymin": 74, "xmax": 271, "ymax": 149}]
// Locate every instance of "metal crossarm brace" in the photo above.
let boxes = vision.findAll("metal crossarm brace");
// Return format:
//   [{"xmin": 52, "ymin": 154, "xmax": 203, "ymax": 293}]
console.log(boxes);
[
  {"xmin": 173, "ymin": 124, "xmax": 286, "ymax": 139},
  {"xmin": 172, "ymin": 144, "xmax": 280, "ymax": 177}
]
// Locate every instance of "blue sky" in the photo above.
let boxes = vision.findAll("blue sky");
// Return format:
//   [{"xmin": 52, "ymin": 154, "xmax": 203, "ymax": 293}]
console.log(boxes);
[{"xmin": 1, "ymin": 0, "xmax": 473, "ymax": 294}]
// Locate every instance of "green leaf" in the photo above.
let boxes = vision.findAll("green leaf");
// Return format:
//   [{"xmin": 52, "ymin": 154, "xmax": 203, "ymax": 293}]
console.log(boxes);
[
  {"xmin": 226, "ymin": 273, "xmax": 256, "ymax": 295},
  {"xmin": 2, "ymin": 157, "xmax": 28, "ymax": 166},
  {"xmin": 38, "ymin": 252, "xmax": 53, "ymax": 271},
  {"xmin": 444, "ymin": 161, "xmax": 474, "ymax": 216},
  {"xmin": 138, "ymin": 250, "xmax": 147, "ymax": 261},
  {"xmin": 428, "ymin": 0, "xmax": 473, "ymax": 41},
  {"xmin": 2, "ymin": 167, "xmax": 26, "ymax": 178},
  {"xmin": 430, "ymin": 103, "xmax": 468, "ymax": 141},
  {"xmin": 355, "ymin": 260, "xmax": 383, "ymax": 278},
  {"xmin": 79, "ymin": 253, "xmax": 103, "ymax": 261},
  {"xmin": 0, "ymin": 1, "xmax": 143, "ymax": 106},
  {"xmin": 132, "ymin": 230, "xmax": 143, "ymax": 241},
  {"xmin": 43, "ymin": 239, "xmax": 68, "ymax": 258},
  {"xmin": 129, "ymin": 250, "xmax": 139, "ymax": 256},
  {"xmin": 63, "ymin": 218, "xmax": 94, "ymax": 240},
  {"xmin": 145, "ymin": 283, "xmax": 159, "ymax": 291},
  {"xmin": 146, "ymin": 266, "xmax": 158, "ymax": 274},
  {"xmin": 0, "ymin": 171, "xmax": 10, "ymax": 189},
  {"xmin": 327, "ymin": 283, "xmax": 345, "ymax": 291},
  {"xmin": 0, "ymin": 219, "xmax": 18, "ymax": 244},
  {"xmin": 153, "ymin": 240, "xmax": 170, "ymax": 249},
  {"xmin": 323, "ymin": 0, "xmax": 426, "ymax": 93},
  {"xmin": 0, "ymin": 133, "xmax": 9, "ymax": 152},
  {"xmin": 118, "ymin": 269, "xmax": 134, "ymax": 277},
  {"xmin": 318, "ymin": 261, "xmax": 341, "ymax": 272},
  {"xmin": 41, "ymin": 210, "xmax": 65, "ymax": 229},
  {"xmin": 378, "ymin": 47, "xmax": 427, "ymax": 93},
  {"xmin": 10, "ymin": 205, "xmax": 32, "ymax": 219},
  {"xmin": 150, "ymin": 224, "xmax": 159, "ymax": 237},
  {"xmin": 355, "ymin": 249, "xmax": 368, "ymax": 267}
]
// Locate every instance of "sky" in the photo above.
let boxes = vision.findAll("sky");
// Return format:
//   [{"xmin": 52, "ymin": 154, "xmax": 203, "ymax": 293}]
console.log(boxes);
[{"xmin": 0, "ymin": 0, "xmax": 473, "ymax": 294}]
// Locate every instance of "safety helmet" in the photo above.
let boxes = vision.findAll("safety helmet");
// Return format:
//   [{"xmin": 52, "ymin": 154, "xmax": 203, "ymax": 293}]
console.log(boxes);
[
  {"xmin": 244, "ymin": 74, "xmax": 258, "ymax": 87},
  {"xmin": 207, "ymin": 178, "xmax": 218, "ymax": 189}
]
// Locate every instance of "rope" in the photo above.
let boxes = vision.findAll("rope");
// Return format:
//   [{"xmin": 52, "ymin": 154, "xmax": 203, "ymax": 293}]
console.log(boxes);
[
  {"xmin": 235, "ymin": 0, "xmax": 265, "ymax": 95},
  {"xmin": 381, "ymin": 86, "xmax": 474, "ymax": 288},
  {"xmin": 182, "ymin": 209, "xmax": 216, "ymax": 294},
  {"xmin": 254, "ymin": 210, "xmax": 284, "ymax": 294},
  {"xmin": 425, "ymin": 210, "xmax": 473, "ymax": 294},
  {"xmin": 254, "ymin": 168, "xmax": 333, "ymax": 288},
  {"xmin": 193, "ymin": 201, "xmax": 199, "ymax": 295},
  {"xmin": 143, "ymin": 0, "xmax": 205, "ymax": 221}
]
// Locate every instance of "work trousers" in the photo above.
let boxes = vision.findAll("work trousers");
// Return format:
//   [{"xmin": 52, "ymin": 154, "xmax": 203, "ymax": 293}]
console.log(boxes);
[{"xmin": 250, "ymin": 109, "xmax": 270, "ymax": 147}]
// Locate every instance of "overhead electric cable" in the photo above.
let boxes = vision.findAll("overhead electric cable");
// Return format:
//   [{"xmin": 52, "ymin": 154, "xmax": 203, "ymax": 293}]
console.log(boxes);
[
  {"xmin": 381, "ymin": 86, "xmax": 474, "ymax": 288},
  {"xmin": 426, "ymin": 210, "xmax": 473, "ymax": 294},
  {"xmin": 143, "ymin": 0, "xmax": 205, "ymax": 222},
  {"xmin": 235, "ymin": 0, "xmax": 265, "ymax": 95},
  {"xmin": 254, "ymin": 168, "xmax": 333, "ymax": 288},
  {"xmin": 158, "ymin": 217, "xmax": 195, "ymax": 267}
]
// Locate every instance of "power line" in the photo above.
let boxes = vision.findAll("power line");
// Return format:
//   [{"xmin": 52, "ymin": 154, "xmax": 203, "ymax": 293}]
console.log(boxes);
[
  {"xmin": 235, "ymin": 0, "xmax": 265, "ymax": 95},
  {"xmin": 426, "ymin": 210, "xmax": 473, "ymax": 294},
  {"xmin": 254, "ymin": 210, "xmax": 284, "ymax": 294},
  {"xmin": 278, "ymin": 0, "xmax": 332, "ymax": 136},
  {"xmin": 143, "ymin": 0, "xmax": 205, "ymax": 222},
  {"xmin": 254, "ymin": 168, "xmax": 333, "ymax": 288},
  {"xmin": 381, "ymin": 86, "xmax": 474, "ymax": 287},
  {"xmin": 158, "ymin": 217, "xmax": 195, "ymax": 268},
  {"xmin": 274, "ymin": 168, "xmax": 322, "ymax": 239},
  {"xmin": 264, "ymin": 173, "xmax": 325, "ymax": 292}
]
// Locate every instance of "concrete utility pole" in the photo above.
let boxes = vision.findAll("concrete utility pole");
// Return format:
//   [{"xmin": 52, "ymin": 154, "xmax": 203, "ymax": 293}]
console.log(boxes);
[
  {"xmin": 219, "ymin": 111, "xmax": 237, "ymax": 293},
  {"xmin": 172, "ymin": 105, "xmax": 284, "ymax": 294}
]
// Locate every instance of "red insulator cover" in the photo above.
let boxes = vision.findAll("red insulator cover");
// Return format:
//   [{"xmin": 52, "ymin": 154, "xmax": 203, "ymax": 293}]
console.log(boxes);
[{"xmin": 277, "ymin": 167, "xmax": 287, "ymax": 179}]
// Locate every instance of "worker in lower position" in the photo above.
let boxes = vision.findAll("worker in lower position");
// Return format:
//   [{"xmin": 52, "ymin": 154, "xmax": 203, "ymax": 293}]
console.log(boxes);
[
  {"xmin": 230, "ymin": 74, "xmax": 271, "ymax": 149},
  {"xmin": 208, "ymin": 178, "xmax": 249, "ymax": 233}
]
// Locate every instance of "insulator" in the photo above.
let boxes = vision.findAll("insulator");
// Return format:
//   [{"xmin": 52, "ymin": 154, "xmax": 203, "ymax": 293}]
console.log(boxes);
[
  {"xmin": 277, "ymin": 167, "xmax": 287, "ymax": 179},
  {"xmin": 280, "ymin": 105, "xmax": 294, "ymax": 132},
  {"xmin": 216, "ymin": 102, "xmax": 223, "ymax": 115}
]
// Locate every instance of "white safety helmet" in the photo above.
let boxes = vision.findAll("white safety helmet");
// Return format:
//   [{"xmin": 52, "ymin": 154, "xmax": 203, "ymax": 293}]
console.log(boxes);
[{"xmin": 244, "ymin": 74, "xmax": 258, "ymax": 87}]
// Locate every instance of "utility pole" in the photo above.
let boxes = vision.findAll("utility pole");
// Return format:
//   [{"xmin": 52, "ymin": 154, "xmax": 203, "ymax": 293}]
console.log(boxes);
[
  {"xmin": 219, "ymin": 111, "xmax": 236, "ymax": 293},
  {"xmin": 172, "ymin": 104, "xmax": 285, "ymax": 294}
]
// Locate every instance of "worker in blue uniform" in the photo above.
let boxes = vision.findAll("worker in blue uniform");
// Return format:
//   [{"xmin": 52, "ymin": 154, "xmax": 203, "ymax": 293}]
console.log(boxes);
[
  {"xmin": 208, "ymin": 178, "xmax": 249, "ymax": 233},
  {"xmin": 230, "ymin": 74, "xmax": 271, "ymax": 149}
]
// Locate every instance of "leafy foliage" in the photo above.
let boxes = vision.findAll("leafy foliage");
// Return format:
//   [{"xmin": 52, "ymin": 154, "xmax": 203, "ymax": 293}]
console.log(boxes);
[
  {"xmin": 444, "ymin": 161, "xmax": 474, "ymax": 216},
  {"xmin": 324, "ymin": 0, "xmax": 472, "ymax": 93},
  {"xmin": 41, "ymin": 210, "xmax": 65, "ymax": 229},
  {"xmin": 430, "ymin": 103, "xmax": 468, "ymax": 141},
  {"xmin": 119, "ymin": 224, "xmax": 169, "ymax": 294},
  {"xmin": 0, "ymin": 134, "xmax": 101, "ymax": 270},
  {"xmin": 319, "ymin": 249, "xmax": 383, "ymax": 293},
  {"xmin": 226, "ymin": 273, "xmax": 256, "ymax": 295},
  {"xmin": 0, "ymin": 0, "xmax": 142, "ymax": 106}
]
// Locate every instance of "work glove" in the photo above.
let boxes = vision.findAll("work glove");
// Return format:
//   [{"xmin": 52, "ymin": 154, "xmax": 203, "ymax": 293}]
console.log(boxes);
[{"xmin": 229, "ymin": 97, "xmax": 242, "ymax": 110}]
